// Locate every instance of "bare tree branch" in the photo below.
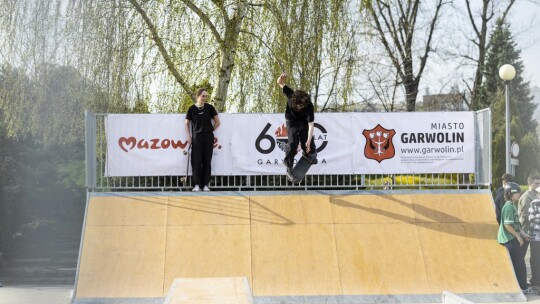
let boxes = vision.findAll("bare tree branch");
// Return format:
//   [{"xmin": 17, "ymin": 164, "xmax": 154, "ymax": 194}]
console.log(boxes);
[
  {"xmin": 180, "ymin": 0, "xmax": 224, "ymax": 46},
  {"xmin": 417, "ymin": 0, "xmax": 444, "ymax": 80},
  {"xmin": 370, "ymin": 0, "xmax": 446, "ymax": 111},
  {"xmin": 127, "ymin": 0, "xmax": 194, "ymax": 101}
]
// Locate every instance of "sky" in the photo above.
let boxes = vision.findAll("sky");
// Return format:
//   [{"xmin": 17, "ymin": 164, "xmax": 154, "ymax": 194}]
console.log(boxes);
[
  {"xmin": 510, "ymin": 1, "xmax": 540, "ymax": 121},
  {"xmin": 415, "ymin": 0, "xmax": 540, "ymax": 114},
  {"xmin": 509, "ymin": 1, "xmax": 540, "ymax": 89}
]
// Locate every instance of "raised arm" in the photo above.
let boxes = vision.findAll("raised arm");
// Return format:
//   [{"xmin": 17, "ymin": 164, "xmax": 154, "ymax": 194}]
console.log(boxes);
[{"xmin": 277, "ymin": 73, "xmax": 288, "ymax": 88}]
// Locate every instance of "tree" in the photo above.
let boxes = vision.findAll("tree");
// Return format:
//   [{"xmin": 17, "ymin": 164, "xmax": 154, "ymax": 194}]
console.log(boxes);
[
  {"xmin": 459, "ymin": 0, "xmax": 516, "ymax": 110},
  {"xmin": 253, "ymin": 0, "xmax": 363, "ymax": 113},
  {"xmin": 63, "ymin": 0, "xmax": 363, "ymax": 113},
  {"xmin": 481, "ymin": 18, "xmax": 539, "ymax": 183},
  {"xmin": 368, "ymin": 0, "xmax": 448, "ymax": 112},
  {"xmin": 0, "ymin": 64, "xmax": 118, "ymax": 255},
  {"xmin": 0, "ymin": 64, "xmax": 129, "ymax": 146},
  {"xmin": 125, "ymin": 0, "xmax": 247, "ymax": 112}
]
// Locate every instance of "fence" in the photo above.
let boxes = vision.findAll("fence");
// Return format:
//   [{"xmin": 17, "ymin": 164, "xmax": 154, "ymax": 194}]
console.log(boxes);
[{"xmin": 85, "ymin": 109, "xmax": 491, "ymax": 191}]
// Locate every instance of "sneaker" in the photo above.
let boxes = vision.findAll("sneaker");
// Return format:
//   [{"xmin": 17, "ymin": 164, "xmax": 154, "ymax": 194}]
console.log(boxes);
[
  {"xmin": 522, "ymin": 287, "xmax": 537, "ymax": 294},
  {"xmin": 203, "ymin": 185, "xmax": 210, "ymax": 192},
  {"xmin": 192, "ymin": 185, "xmax": 201, "ymax": 192}
]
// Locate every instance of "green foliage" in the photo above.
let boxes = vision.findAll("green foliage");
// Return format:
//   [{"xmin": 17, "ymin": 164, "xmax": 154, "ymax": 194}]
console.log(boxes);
[
  {"xmin": 132, "ymin": 99, "xmax": 151, "ymax": 114},
  {"xmin": 0, "ymin": 127, "xmax": 85, "ymax": 254},
  {"xmin": 480, "ymin": 18, "xmax": 540, "ymax": 184},
  {"xmin": 57, "ymin": 157, "xmax": 86, "ymax": 190},
  {"xmin": 360, "ymin": 174, "xmax": 474, "ymax": 191},
  {"xmin": 177, "ymin": 79, "xmax": 213, "ymax": 113},
  {"xmin": 0, "ymin": 63, "xmax": 131, "ymax": 254},
  {"xmin": 0, "ymin": 64, "xmax": 134, "ymax": 146}
]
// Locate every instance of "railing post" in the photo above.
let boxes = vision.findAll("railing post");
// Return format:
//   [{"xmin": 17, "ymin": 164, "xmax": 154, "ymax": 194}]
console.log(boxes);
[
  {"xmin": 474, "ymin": 109, "xmax": 492, "ymax": 187},
  {"xmin": 85, "ymin": 111, "xmax": 97, "ymax": 191}
]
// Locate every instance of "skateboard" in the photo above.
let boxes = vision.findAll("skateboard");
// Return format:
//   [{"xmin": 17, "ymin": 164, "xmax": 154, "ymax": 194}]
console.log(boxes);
[{"xmin": 287, "ymin": 154, "xmax": 316, "ymax": 183}]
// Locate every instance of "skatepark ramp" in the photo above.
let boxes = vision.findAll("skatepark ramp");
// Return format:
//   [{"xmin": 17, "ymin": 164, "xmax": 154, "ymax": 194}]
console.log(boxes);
[
  {"xmin": 163, "ymin": 277, "xmax": 253, "ymax": 304},
  {"xmin": 72, "ymin": 190, "xmax": 526, "ymax": 303}
]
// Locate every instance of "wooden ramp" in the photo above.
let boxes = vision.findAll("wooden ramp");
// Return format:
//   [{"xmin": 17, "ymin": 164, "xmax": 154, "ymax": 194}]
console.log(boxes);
[
  {"xmin": 163, "ymin": 277, "xmax": 253, "ymax": 304},
  {"xmin": 72, "ymin": 190, "xmax": 526, "ymax": 304}
]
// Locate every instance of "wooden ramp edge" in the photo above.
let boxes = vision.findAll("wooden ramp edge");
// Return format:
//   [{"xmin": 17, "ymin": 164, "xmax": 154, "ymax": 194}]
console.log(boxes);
[
  {"xmin": 72, "ymin": 190, "xmax": 527, "ymax": 304},
  {"xmin": 163, "ymin": 277, "xmax": 253, "ymax": 304}
]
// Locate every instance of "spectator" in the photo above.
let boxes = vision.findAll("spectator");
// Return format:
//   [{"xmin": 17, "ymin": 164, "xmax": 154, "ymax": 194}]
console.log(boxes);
[
  {"xmin": 495, "ymin": 173, "xmax": 515, "ymax": 224},
  {"xmin": 185, "ymin": 89, "xmax": 220, "ymax": 192},
  {"xmin": 522, "ymin": 177, "xmax": 540, "ymax": 288},
  {"xmin": 498, "ymin": 182, "xmax": 536, "ymax": 293},
  {"xmin": 518, "ymin": 175, "xmax": 540, "ymax": 264},
  {"xmin": 519, "ymin": 175, "xmax": 540, "ymax": 235}
]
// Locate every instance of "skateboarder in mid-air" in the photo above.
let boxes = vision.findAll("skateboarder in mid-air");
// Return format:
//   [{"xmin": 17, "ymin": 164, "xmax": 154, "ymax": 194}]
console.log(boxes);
[{"xmin": 276, "ymin": 73, "xmax": 317, "ymax": 181}]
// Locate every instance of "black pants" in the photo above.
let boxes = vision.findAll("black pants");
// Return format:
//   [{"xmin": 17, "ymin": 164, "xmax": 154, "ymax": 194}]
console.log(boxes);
[
  {"xmin": 191, "ymin": 132, "xmax": 214, "ymax": 187},
  {"xmin": 504, "ymin": 238, "xmax": 528, "ymax": 289},
  {"xmin": 284, "ymin": 120, "xmax": 316, "ymax": 169},
  {"xmin": 530, "ymin": 241, "xmax": 540, "ymax": 286}
]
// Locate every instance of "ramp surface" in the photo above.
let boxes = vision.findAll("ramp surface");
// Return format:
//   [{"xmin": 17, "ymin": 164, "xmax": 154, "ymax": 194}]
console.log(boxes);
[
  {"xmin": 163, "ymin": 277, "xmax": 253, "ymax": 304},
  {"xmin": 73, "ymin": 190, "xmax": 525, "ymax": 303}
]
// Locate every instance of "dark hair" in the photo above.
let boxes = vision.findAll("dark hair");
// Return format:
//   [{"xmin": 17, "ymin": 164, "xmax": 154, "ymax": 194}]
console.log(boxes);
[
  {"xmin": 528, "ymin": 175, "xmax": 540, "ymax": 185},
  {"xmin": 196, "ymin": 88, "xmax": 207, "ymax": 97},
  {"xmin": 291, "ymin": 90, "xmax": 310, "ymax": 111},
  {"xmin": 501, "ymin": 173, "xmax": 515, "ymax": 183}
]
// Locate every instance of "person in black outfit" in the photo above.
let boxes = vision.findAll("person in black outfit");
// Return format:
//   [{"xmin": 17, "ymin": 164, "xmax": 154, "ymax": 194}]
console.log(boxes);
[
  {"xmin": 494, "ymin": 173, "xmax": 515, "ymax": 224},
  {"xmin": 276, "ymin": 73, "xmax": 317, "ymax": 174},
  {"xmin": 185, "ymin": 89, "xmax": 220, "ymax": 192}
]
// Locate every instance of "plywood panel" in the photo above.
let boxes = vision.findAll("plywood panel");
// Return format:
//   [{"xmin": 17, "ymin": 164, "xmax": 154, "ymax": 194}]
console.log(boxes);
[
  {"xmin": 76, "ymin": 192, "xmax": 522, "ymax": 302},
  {"xmin": 86, "ymin": 196, "xmax": 168, "ymax": 226},
  {"xmin": 167, "ymin": 195, "xmax": 250, "ymax": 225},
  {"xmin": 412, "ymin": 194, "xmax": 495, "ymax": 223},
  {"xmin": 164, "ymin": 277, "xmax": 253, "ymax": 304},
  {"xmin": 335, "ymin": 223, "xmax": 430, "ymax": 295},
  {"xmin": 330, "ymin": 194, "xmax": 414, "ymax": 224},
  {"xmin": 250, "ymin": 195, "xmax": 333, "ymax": 224},
  {"xmin": 76, "ymin": 226, "xmax": 166, "ymax": 298},
  {"xmin": 251, "ymin": 224, "xmax": 341, "ymax": 296},
  {"xmin": 417, "ymin": 222, "xmax": 519, "ymax": 293},
  {"xmin": 164, "ymin": 225, "xmax": 252, "ymax": 295}
]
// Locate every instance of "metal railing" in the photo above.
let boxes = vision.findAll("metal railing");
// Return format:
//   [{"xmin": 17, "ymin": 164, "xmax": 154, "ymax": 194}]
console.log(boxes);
[{"xmin": 85, "ymin": 110, "xmax": 491, "ymax": 192}]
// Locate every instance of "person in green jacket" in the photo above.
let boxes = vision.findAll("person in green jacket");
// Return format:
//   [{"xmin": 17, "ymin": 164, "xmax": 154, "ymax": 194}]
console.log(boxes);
[{"xmin": 498, "ymin": 182, "xmax": 535, "ymax": 293}]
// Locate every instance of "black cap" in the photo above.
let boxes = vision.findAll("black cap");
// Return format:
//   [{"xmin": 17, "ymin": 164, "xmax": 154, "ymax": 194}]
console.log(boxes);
[{"xmin": 504, "ymin": 182, "xmax": 521, "ymax": 194}]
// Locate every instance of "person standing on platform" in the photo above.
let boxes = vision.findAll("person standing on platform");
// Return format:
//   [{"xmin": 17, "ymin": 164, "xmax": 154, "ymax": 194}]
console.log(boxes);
[
  {"xmin": 185, "ymin": 89, "xmax": 220, "ymax": 192},
  {"xmin": 276, "ymin": 73, "xmax": 317, "ymax": 175},
  {"xmin": 494, "ymin": 174, "xmax": 515, "ymax": 224},
  {"xmin": 498, "ymin": 182, "xmax": 535, "ymax": 294}
]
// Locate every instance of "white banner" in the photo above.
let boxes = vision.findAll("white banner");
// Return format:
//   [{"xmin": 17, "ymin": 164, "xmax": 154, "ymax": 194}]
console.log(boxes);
[
  {"xmin": 231, "ymin": 113, "xmax": 354, "ymax": 174},
  {"xmin": 105, "ymin": 112, "xmax": 475, "ymax": 176},
  {"xmin": 105, "ymin": 114, "xmax": 232, "ymax": 177},
  {"xmin": 352, "ymin": 112, "xmax": 475, "ymax": 174}
]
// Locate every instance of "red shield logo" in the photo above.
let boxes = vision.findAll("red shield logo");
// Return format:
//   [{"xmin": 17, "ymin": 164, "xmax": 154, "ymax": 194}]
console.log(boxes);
[{"xmin": 363, "ymin": 124, "xmax": 396, "ymax": 163}]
